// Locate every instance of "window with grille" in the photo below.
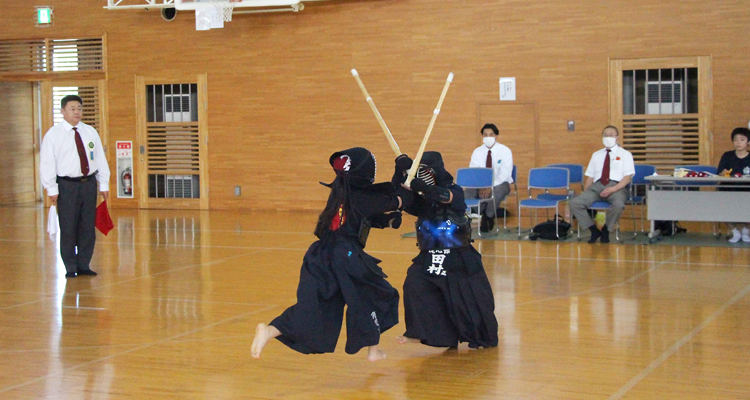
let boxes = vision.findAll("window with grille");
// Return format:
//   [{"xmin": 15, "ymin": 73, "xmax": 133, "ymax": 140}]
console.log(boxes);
[
  {"xmin": 146, "ymin": 83, "xmax": 201, "ymax": 199},
  {"xmin": 622, "ymin": 68, "xmax": 697, "ymax": 116}
]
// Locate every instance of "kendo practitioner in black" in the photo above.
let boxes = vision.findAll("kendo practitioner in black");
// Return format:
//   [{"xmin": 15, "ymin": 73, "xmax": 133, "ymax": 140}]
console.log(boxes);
[
  {"xmin": 252, "ymin": 148, "xmax": 413, "ymax": 362},
  {"xmin": 394, "ymin": 152, "xmax": 499, "ymax": 349}
]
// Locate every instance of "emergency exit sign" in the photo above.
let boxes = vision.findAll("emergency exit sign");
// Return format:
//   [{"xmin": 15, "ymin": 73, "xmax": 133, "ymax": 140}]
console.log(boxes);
[{"xmin": 36, "ymin": 6, "xmax": 53, "ymax": 26}]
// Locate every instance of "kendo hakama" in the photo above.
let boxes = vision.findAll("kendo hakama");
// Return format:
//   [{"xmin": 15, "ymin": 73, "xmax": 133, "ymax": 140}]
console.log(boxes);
[
  {"xmin": 269, "ymin": 147, "xmax": 407, "ymax": 356},
  {"xmin": 403, "ymin": 245, "xmax": 498, "ymax": 348},
  {"xmin": 400, "ymin": 152, "xmax": 499, "ymax": 349},
  {"xmin": 271, "ymin": 236, "xmax": 400, "ymax": 355}
]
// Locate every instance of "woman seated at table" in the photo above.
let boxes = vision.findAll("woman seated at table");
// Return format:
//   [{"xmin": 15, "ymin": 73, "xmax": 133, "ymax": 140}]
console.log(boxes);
[{"xmin": 717, "ymin": 127, "xmax": 750, "ymax": 243}]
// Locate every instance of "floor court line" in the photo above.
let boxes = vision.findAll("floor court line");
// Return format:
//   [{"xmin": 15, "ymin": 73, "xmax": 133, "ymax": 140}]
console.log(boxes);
[
  {"xmin": 0, "ymin": 223, "xmax": 315, "ymax": 236},
  {"xmin": 1, "ymin": 235, "xmax": 748, "ymax": 268},
  {"xmin": 0, "ymin": 249, "xmax": 261, "ymax": 311},
  {"xmin": 0, "ymin": 333, "xmax": 264, "ymax": 355},
  {"xmin": 0, "ymin": 238, "xmax": 312, "ymax": 311},
  {"xmin": 0, "ymin": 304, "xmax": 278, "ymax": 395},
  {"xmin": 504, "ymin": 250, "xmax": 687, "ymax": 308},
  {"xmin": 607, "ymin": 280, "xmax": 750, "ymax": 399}
]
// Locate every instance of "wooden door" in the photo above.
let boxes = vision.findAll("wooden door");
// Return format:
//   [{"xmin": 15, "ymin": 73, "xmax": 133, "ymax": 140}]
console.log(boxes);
[
  {"xmin": 135, "ymin": 74, "xmax": 209, "ymax": 210},
  {"xmin": 0, "ymin": 82, "xmax": 37, "ymax": 204}
]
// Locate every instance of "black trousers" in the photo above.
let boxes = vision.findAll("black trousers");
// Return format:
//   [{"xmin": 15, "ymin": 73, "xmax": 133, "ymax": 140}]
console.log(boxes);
[{"xmin": 56, "ymin": 178, "xmax": 98, "ymax": 274}]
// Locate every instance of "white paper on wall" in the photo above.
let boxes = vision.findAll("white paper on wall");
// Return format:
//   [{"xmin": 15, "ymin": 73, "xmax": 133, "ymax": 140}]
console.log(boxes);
[{"xmin": 499, "ymin": 77, "xmax": 516, "ymax": 101}]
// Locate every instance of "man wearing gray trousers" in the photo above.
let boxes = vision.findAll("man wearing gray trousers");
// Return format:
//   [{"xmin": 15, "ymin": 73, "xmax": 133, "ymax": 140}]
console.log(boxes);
[
  {"xmin": 570, "ymin": 126, "xmax": 634, "ymax": 243},
  {"xmin": 40, "ymin": 95, "xmax": 110, "ymax": 278}
]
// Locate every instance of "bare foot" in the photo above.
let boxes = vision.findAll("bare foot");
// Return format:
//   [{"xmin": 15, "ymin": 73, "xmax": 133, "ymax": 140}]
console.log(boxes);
[
  {"xmin": 367, "ymin": 346, "xmax": 387, "ymax": 362},
  {"xmin": 396, "ymin": 336, "xmax": 419, "ymax": 345},
  {"xmin": 251, "ymin": 323, "xmax": 279, "ymax": 359}
]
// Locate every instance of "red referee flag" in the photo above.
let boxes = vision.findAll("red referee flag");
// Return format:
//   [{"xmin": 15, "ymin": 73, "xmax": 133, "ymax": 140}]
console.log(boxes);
[{"xmin": 95, "ymin": 201, "xmax": 114, "ymax": 235}]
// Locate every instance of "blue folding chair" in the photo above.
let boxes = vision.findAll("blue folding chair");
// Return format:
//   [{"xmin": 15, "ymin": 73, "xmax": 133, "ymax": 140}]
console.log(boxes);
[
  {"xmin": 536, "ymin": 164, "xmax": 581, "ymax": 203},
  {"xmin": 546, "ymin": 164, "xmax": 585, "ymax": 191},
  {"xmin": 518, "ymin": 167, "xmax": 570, "ymax": 238},
  {"xmin": 456, "ymin": 168, "xmax": 497, "ymax": 236}
]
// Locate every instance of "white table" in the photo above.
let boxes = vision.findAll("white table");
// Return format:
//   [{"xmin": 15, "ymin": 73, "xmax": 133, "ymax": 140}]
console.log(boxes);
[{"xmin": 645, "ymin": 175, "xmax": 750, "ymax": 242}]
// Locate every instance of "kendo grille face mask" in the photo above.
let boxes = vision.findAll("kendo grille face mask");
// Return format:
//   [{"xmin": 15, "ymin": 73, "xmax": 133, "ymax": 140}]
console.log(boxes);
[{"xmin": 417, "ymin": 164, "xmax": 436, "ymax": 186}]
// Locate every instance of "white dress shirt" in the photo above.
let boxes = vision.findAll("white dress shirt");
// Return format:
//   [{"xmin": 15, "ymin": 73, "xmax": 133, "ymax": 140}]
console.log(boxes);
[
  {"xmin": 584, "ymin": 144, "xmax": 635, "ymax": 182},
  {"xmin": 470, "ymin": 142, "xmax": 514, "ymax": 186},
  {"xmin": 40, "ymin": 120, "xmax": 111, "ymax": 196}
]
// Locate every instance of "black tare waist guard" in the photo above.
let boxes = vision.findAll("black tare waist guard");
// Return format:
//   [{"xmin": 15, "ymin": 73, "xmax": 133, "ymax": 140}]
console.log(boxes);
[{"xmin": 415, "ymin": 209, "xmax": 472, "ymax": 251}]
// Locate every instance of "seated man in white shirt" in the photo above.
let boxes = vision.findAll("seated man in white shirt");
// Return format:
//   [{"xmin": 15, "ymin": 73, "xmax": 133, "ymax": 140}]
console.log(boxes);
[
  {"xmin": 466, "ymin": 123, "xmax": 514, "ymax": 232},
  {"xmin": 570, "ymin": 126, "xmax": 635, "ymax": 243}
]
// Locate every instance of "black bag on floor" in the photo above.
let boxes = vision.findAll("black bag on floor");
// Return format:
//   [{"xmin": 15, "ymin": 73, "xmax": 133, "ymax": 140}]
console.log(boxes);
[
  {"xmin": 496, "ymin": 207, "xmax": 511, "ymax": 217},
  {"xmin": 655, "ymin": 220, "xmax": 686, "ymax": 236},
  {"xmin": 529, "ymin": 219, "xmax": 571, "ymax": 240}
]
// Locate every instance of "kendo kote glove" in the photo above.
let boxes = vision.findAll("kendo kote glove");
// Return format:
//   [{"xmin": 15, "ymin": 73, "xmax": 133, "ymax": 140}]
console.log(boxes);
[
  {"xmin": 391, "ymin": 154, "xmax": 413, "ymax": 186},
  {"xmin": 370, "ymin": 211, "xmax": 403, "ymax": 229},
  {"xmin": 395, "ymin": 185, "xmax": 415, "ymax": 209},
  {"xmin": 411, "ymin": 178, "xmax": 452, "ymax": 204}
]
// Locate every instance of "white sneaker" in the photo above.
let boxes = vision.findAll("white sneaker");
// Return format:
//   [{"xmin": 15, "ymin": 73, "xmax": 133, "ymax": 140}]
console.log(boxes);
[
  {"xmin": 742, "ymin": 228, "xmax": 750, "ymax": 243},
  {"xmin": 728, "ymin": 228, "xmax": 742, "ymax": 243}
]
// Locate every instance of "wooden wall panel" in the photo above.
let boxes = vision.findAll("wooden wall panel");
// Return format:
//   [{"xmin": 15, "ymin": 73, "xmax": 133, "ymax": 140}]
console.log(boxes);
[
  {"xmin": 0, "ymin": 82, "xmax": 37, "ymax": 204},
  {"xmin": 1, "ymin": 0, "xmax": 748, "ymax": 210}
]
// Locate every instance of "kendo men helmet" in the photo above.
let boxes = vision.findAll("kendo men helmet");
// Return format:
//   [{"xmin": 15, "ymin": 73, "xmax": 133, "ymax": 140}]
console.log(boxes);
[
  {"xmin": 328, "ymin": 147, "xmax": 377, "ymax": 188},
  {"xmin": 416, "ymin": 151, "xmax": 453, "ymax": 187}
]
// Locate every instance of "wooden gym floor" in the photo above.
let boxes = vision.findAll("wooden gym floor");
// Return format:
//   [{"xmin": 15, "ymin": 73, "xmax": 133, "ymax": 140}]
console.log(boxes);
[{"xmin": 0, "ymin": 205, "xmax": 749, "ymax": 399}]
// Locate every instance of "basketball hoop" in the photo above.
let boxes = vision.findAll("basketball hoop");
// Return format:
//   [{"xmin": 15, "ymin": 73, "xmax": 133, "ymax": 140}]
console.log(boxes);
[{"xmin": 212, "ymin": 0, "xmax": 240, "ymax": 22}]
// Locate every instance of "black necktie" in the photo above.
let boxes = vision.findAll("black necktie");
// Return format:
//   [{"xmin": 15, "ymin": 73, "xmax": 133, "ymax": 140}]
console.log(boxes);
[{"xmin": 74, "ymin": 127, "xmax": 90, "ymax": 176}]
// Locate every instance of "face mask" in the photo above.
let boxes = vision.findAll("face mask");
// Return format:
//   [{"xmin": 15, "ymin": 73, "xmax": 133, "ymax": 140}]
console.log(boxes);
[
  {"xmin": 416, "ymin": 165, "xmax": 436, "ymax": 185},
  {"xmin": 483, "ymin": 136, "xmax": 496, "ymax": 148},
  {"xmin": 603, "ymin": 137, "xmax": 617, "ymax": 148}
]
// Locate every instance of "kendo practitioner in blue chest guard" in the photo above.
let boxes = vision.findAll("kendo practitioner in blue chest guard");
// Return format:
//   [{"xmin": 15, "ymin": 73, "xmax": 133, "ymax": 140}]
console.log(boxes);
[
  {"xmin": 394, "ymin": 152, "xmax": 499, "ymax": 349},
  {"xmin": 252, "ymin": 147, "xmax": 413, "ymax": 362}
]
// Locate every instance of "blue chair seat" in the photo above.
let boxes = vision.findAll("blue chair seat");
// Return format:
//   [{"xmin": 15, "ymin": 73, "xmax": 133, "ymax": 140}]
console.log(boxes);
[
  {"xmin": 519, "ymin": 198, "xmax": 560, "ymax": 208},
  {"xmin": 589, "ymin": 201, "xmax": 610, "ymax": 210},
  {"xmin": 536, "ymin": 193, "xmax": 569, "ymax": 202}
]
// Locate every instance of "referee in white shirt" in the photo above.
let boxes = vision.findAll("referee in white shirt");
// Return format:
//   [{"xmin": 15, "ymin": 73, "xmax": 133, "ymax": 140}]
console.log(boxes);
[
  {"xmin": 570, "ymin": 126, "xmax": 634, "ymax": 243},
  {"xmin": 466, "ymin": 123, "xmax": 514, "ymax": 232},
  {"xmin": 40, "ymin": 95, "xmax": 110, "ymax": 278}
]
